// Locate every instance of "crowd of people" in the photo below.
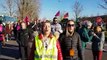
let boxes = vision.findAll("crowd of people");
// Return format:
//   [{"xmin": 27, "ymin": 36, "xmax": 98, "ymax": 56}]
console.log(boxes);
[{"xmin": 0, "ymin": 16, "xmax": 106, "ymax": 60}]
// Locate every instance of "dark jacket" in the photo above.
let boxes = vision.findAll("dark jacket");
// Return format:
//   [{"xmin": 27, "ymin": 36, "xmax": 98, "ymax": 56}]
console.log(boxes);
[
  {"xmin": 91, "ymin": 32, "xmax": 105, "ymax": 51},
  {"xmin": 17, "ymin": 29, "xmax": 30, "ymax": 47},
  {"xmin": 59, "ymin": 31, "xmax": 83, "ymax": 60}
]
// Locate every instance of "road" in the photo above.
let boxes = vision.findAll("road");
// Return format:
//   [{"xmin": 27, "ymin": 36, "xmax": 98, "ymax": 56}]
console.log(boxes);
[
  {"xmin": 85, "ymin": 42, "xmax": 107, "ymax": 60},
  {"xmin": 0, "ymin": 40, "xmax": 107, "ymax": 60},
  {"xmin": 0, "ymin": 40, "xmax": 20, "ymax": 60}
]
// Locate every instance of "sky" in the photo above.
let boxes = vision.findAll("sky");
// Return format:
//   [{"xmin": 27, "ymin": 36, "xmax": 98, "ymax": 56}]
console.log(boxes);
[
  {"xmin": 0, "ymin": 0, "xmax": 106, "ymax": 20},
  {"xmin": 40, "ymin": 0, "xmax": 106, "ymax": 19}
]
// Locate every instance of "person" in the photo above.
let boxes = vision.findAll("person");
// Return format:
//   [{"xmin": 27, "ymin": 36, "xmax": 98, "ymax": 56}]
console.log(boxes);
[
  {"xmin": 94, "ymin": 17, "xmax": 103, "ymax": 27},
  {"xmin": 13, "ymin": 22, "xmax": 18, "ymax": 40},
  {"xmin": 0, "ymin": 23, "xmax": 5, "ymax": 55},
  {"xmin": 17, "ymin": 22, "xmax": 32, "ymax": 60},
  {"xmin": 91, "ymin": 26, "xmax": 105, "ymax": 60},
  {"xmin": 76, "ymin": 21, "xmax": 82, "ymax": 32},
  {"xmin": 32, "ymin": 20, "xmax": 38, "ymax": 31},
  {"xmin": 51, "ymin": 17, "xmax": 63, "ymax": 34},
  {"xmin": 59, "ymin": 20, "xmax": 83, "ymax": 60},
  {"xmin": 78, "ymin": 20, "xmax": 94, "ymax": 60},
  {"xmin": 32, "ymin": 20, "xmax": 39, "ymax": 37},
  {"xmin": 5, "ymin": 22, "xmax": 11, "ymax": 41},
  {"xmin": 78, "ymin": 20, "xmax": 94, "ymax": 49},
  {"xmin": 29, "ymin": 20, "xmax": 63, "ymax": 60},
  {"xmin": 60, "ymin": 14, "xmax": 69, "ymax": 31}
]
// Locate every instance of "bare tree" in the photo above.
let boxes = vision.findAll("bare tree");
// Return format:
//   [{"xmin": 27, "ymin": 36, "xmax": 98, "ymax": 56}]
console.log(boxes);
[
  {"xmin": 1, "ymin": 0, "xmax": 40, "ymax": 21},
  {"xmin": 73, "ymin": 1, "xmax": 83, "ymax": 21},
  {"xmin": 1, "ymin": 0, "xmax": 16, "ymax": 16},
  {"xmin": 99, "ymin": 0, "xmax": 107, "ymax": 10},
  {"xmin": 15, "ymin": 0, "xmax": 40, "ymax": 21}
]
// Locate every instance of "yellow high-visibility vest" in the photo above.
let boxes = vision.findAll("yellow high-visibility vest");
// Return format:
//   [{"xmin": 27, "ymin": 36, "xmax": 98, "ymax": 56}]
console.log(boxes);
[{"xmin": 34, "ymin": 35, "xmax": 58, "ymax": 60}]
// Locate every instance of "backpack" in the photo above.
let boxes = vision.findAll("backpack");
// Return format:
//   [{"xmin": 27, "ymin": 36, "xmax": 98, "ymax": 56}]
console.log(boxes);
[{"xmin": 79, "ymin": 28, "xmax": 89, "ymax": 42}]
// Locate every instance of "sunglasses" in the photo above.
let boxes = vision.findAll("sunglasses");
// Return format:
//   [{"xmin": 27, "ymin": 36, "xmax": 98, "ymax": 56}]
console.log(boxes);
[{"xmin": 67, "ymin": 24, "xmax": 75, "ymax": 27}]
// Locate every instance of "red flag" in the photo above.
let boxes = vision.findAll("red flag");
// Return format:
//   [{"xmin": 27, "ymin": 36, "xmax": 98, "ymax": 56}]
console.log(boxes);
[
  {"xmin": 55, "ymin": 11, "xmax": 60, "ymax": 16},
  {"xmin": 23, "ymin": 16, "xmax": 30, "ymax": 25},
  {"xmin": 64, "ymin": 12, "xmax": 69, "ymax": 18}
]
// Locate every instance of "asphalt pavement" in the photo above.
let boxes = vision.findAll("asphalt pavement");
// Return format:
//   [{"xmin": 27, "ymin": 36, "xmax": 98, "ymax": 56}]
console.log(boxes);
[{"xmin": 0, "ymin": 40, "xmax": 107, "ymax": 60}]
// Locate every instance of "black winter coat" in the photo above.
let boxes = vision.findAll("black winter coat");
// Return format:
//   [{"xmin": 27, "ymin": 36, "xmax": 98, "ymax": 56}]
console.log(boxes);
[
  {"xmin": 59, "ymin": 31, "xmax": 83, "ymax": 60},
  {"xmin": 17, "ymin": 29, "xmax": 30, "ymax": 47}
]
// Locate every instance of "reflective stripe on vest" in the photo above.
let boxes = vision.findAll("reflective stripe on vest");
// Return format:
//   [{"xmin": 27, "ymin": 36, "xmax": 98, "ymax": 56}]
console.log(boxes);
[
  {"xmin": 34, "ymin": 35, "xmax": 58, "ymax": 60},
  {"xmin": 35, "ymin": 55, "xmax": 57, "ymax": 58}
]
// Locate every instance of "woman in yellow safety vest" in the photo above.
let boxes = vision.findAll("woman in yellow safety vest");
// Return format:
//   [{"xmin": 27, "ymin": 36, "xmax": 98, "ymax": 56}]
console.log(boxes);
[{"xmin": 29, "ymin": 20, "xmax": 63, "ymax": 60}]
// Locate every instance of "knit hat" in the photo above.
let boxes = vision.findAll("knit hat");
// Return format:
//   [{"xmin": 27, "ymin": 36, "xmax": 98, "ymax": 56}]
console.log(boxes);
[
  {"xmin": 85, "ymin": 21, "xmax": 92, "ymax": 27},
  {"xmin": 96, "ymin": 17, "xmax": 102, "ymax": 23},
  {"xmin": 82, "ymin": 20, "xmax": 92, "ymax": 27}
]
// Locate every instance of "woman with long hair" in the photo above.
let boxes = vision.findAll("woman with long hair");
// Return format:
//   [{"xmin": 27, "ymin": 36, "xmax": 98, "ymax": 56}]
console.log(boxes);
[{"xmin": 91, "ymin": 26, "xmax": 105, "ymax": 60}]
